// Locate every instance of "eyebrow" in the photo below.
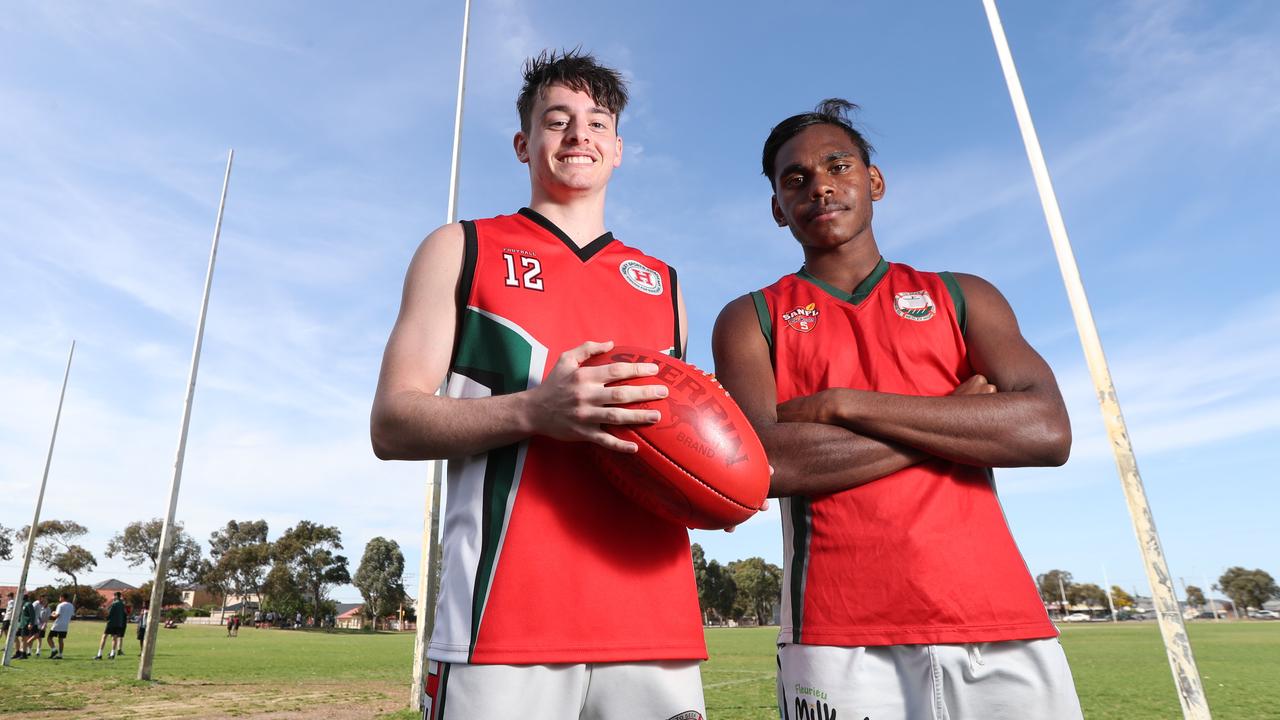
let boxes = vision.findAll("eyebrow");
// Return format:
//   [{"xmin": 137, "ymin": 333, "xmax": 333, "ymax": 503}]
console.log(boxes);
[
  {"xmin": 779, "ymin": 151, "xmax": 856, "ymax": 178},
  {"xmin": 541, "ymin": 104, "xmax": 613, "ymax": 118}
]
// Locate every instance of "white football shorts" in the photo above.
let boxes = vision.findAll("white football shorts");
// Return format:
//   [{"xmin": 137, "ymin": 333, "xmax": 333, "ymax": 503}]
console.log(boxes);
[
  {"xmin": 424, "ymin": 659, "xmax": 705, "ymax": 720},
  {"xmin": 777, "ymin": 638, "xmax": 1082, "ymax": 720}
]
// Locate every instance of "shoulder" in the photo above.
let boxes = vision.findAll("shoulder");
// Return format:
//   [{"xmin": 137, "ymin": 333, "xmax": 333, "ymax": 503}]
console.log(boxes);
[
  {"xmin": 947, "ymin": 273, "xmax": 1016, "ymax": 315},
  {"xmin": 607, "ymin": 237, "xmax": 672, "ymax": 272},
  {"xmin": 717, "ymin": 293, "xmax": 758, "ymax": 323}
]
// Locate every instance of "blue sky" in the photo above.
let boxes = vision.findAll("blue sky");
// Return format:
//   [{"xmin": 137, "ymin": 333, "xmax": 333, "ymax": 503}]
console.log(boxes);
[{"xmin": 2, "ymin": 0, "xmax": 1277, "ymax": 605}]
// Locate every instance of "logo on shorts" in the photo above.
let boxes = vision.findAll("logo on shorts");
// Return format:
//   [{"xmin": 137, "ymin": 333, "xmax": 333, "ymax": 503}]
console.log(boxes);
[
  {"xmin": 666, "ymin": 713, "xmax": 703, "ymax": 720},
  {"xmin": 783, "ymin": 302, "xmax": 820, "ymax": 332},
  {"xmin": 893, "ymin": 290, "xmax": 936, "ymax": 321},
  {"xmin": 620, "ymin": 259, "xmax": 664, "ymax": 295},
  {"xmin": 794, "ymin": 697, "xmax": 841, "ymax": 720}
]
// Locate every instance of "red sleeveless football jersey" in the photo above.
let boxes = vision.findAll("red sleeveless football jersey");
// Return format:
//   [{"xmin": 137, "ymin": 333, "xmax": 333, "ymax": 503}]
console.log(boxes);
[
  {"xmin": 755, "ymin": 260, "xmax": 1055, "ymax": 647},
  {"xmin": 428, "ymin": 208, "xmax": 706, "ymax": 664}
]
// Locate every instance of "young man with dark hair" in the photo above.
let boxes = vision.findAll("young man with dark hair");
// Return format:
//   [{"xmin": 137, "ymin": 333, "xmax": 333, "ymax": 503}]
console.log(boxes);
[
  {"xmin": 95, "ymin": 591, "xmax": 127, "ymax": 660},
  {"xmin": 47, "ymin": 592, "xmax": 74, "ymax": 659},
  {"xmin": 372, "ymin": 49, "xmax": 711, "ymax": 719},
  {"xmin": 13, "ymin": 593, "xmax": 36, "ymax": 659},
  {"xmin": 713, "ymin": 99, "xmax": 1083, "ymax": 719}
]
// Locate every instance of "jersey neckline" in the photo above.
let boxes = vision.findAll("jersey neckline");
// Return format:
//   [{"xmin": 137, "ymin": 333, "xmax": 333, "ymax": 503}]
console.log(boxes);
[
  {"xmin": 795, "ymin": 257, "xmax": 889, "ymax": 306},
  {"xmin": 518, "ymin": 207, "xmax": 616, "ymax": 262}
]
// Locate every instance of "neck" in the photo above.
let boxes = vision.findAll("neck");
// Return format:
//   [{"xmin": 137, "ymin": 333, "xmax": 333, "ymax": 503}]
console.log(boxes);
[
  {"xmin": 801, "ymin": 229, "xmax": 883, "ymax": 291},
  {"xmin": 528, "ymin": 189, "xmax": 609, "ymax": 248}
]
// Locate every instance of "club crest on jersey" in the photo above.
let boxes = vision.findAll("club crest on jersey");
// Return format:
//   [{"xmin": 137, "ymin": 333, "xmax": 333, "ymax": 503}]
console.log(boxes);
[
  {"xmin": 782, "ymin": 302, "xmax": 820, "ymax": 332},
  {"xmin": 894, "ymin": 290, "xmax": 936, "ymax": 322},
  {"xmin": 619, "ymin": 259, "xmax": 664, "ymax": 295}
]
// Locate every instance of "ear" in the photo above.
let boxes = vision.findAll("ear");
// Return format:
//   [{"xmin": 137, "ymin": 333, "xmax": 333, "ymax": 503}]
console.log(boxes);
[
  {"xmin": 613, "ymin": 134, "xmax": 623, "ymax": 168},
  {"xmin": 513, "ymin": 131, "xmax": 529, "ymax": 164},
  {"xmin": 869, "ymin": 164, "xmax": 886, "ymax": 201},
  {"xmin": 771, "ymin": 195, "xmax": 787, "ymax": 227}
]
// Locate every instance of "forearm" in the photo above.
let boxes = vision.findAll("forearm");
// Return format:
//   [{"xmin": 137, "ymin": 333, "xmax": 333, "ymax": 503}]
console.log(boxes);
[
  {"xmin": 762, "ymin": 421, "xmax": 923, "ymax": 497},
  {"xmin": 825, "ymin": 389, "xmax": 1069, "ymax": 467},
  {"xmin": 371, "ymin": 389, "xmax": 536, "ymax": 460}
]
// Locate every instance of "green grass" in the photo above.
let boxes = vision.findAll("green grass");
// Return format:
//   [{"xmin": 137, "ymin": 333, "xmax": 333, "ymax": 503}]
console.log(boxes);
[
  {"xmin": 1, "ymin": 620, "xmax": 1277, "ymax": 718},
  {"xmin": 0, "ymin": 620, "xmax": 413, "ymax": 717}
]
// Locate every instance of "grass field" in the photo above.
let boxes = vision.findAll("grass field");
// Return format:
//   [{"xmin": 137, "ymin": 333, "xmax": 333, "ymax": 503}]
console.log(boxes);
[{"xmin": 0, "ymin": 620, "xmax": 1277, "ymax": 718}]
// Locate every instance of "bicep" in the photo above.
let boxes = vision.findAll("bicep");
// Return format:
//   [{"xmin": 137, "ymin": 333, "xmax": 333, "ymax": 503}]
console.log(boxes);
[
  {"xmin": 375, "ymin": 225, "xmax": 466, "ymax": 401},
  {"xmin": 956, "ymin": 273, "xmax": 1060, "ymax": 395},
  {"xmin": 712, "ymin": 295, "xmax": 777, "ymax": 427}
]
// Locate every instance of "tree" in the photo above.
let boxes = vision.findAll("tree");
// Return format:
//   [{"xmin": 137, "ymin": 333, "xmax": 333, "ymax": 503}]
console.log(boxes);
[
  {"xmin": 1218, "ymin": 567, "xmax": 1279, "ymax": 612},
  {"xmin": 1067, "ymin": 583, "xmax": 1108, "ymax": 612},
  {"xmin": 105, "ymin": 518, "xmax": 204, "ymax": 588},
  {"xmin": 23, "ymin": 520, "xmax": 97, "ymax": 593},
  {"xmin": 134, "ymin": 580, "xmax": 183, "ymax": 608},
  {"xmin": 704, "ymin": 560, "xmax": 737, "ymax": 625},
  {"xmin": 691, "ymin": 544, "xmax": 710, "ymax": 623},
  {"xmin": 207, "ymin": 520, "xmax": 271, "ymax": 609},
  {"xmin": 0, "ymin": 524, "xmax": 13, "ymax": 561},
  {"xmin": 728, "ymin": 557, "xmax": 782, "ymax": 625},
  {"xmin": 262, "ymin": 562, "xmax": 305, "ymax": 618},
  {"xmin": 272, "ymin": 521, "xmax": 351, "ymax": 618},
  {"xmin": 1036, "ymin": 569, "xmax": 1073, "ymax": 615},
  {"xmin": 1185, "ymin": 585, "xmax": 1206, "ymax": 609},
  {"xmin": 1110, "ymin": 586, "xmax": 1134, "ymax": 609},
  {"xmin": 54, "ymin": 584, "xmax": 103, "ymax": 617},
  {"xmin": 353, "ymin": 537, "xmax": 407, "ymax": 630}
]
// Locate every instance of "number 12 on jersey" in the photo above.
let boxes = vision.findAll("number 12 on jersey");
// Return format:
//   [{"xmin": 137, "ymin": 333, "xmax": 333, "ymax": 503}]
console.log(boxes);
[{"xmin": 502, "ymin": 252, "xmax": 544, "ymax": 291}]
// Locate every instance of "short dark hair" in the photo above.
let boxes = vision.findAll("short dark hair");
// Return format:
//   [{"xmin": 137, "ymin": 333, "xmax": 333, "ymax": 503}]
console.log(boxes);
[
  {"xmin": 517, "ymin": 49, "xmax": 629, "ymax": 134},
  {"xmin": 60, "ymin": 592, "xmax": 70, "ymax": 601},
  {"xmin": 114, "ymin": 591, "xmax": 122, "ymax": 599},
  {"xmin": 762, "ymin": 98, "xmax": 875, "ymax": 186}
]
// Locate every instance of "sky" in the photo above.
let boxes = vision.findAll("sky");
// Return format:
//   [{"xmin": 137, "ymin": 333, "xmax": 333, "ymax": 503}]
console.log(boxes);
[{"xmin": 1, "ymin": 0, "xmax": 1277, "ymax": 607}]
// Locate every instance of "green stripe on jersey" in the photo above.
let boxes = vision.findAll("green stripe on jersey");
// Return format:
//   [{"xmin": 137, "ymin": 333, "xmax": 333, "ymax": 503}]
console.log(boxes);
[
  {"xmin": 796, "ymin": 257, "xmax": 889, "ymax": 306},
  {"xmin": 451, "ymin": 307, "xmax": 545, "ymax": 661},
  {"xmin": 939, "ymin": 271, "xmax": 966, "ymax": 335},
  {"xmin": 750, "ymin": 290, "xmax": 773, "ymax": 352},
  {"xmin": 784, "ymin": 496, "xmax": 812, "ymax": 643}
]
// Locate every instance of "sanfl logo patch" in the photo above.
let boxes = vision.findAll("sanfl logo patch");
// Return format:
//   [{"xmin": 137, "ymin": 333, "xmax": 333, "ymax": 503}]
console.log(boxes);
[{"xmin": 783, "ymin": 302, "xmax": 820, "ymax": 332}]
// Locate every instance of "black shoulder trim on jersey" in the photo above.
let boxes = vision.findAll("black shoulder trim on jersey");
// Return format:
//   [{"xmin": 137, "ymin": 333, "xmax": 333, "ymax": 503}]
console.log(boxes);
[
  {"xmin": 452, "ymin": 221, "xmax": 479, "ymax": 367},
  {"xmin": 939, "ymin": 271, "xmax": 966, "ymax": 336},
  {"xmin": 518, "ymin": 207, "xmax": 614, "ymax": 262},
  {"xmin": 668, "ymin": 265, "xmax": 683, "ymax": 359},
  {"xmin": 750, "ymin": 290, "xmax": 774, "ymax": 354}
]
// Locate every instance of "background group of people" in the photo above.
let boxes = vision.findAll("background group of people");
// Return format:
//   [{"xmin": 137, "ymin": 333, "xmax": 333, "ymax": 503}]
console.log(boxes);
[{"xmin": 2, "ymin": 590, "xmax": 75, "ymax": 659}]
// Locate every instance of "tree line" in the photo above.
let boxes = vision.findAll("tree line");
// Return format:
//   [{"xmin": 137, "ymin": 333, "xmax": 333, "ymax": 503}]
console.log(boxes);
[
  {"xmin": 691, "ymin": 544, "xmax": 782, "ymax": 626},
  {"xmin": 1, "ymin": 519, "xmax": 409, "ymax": 628},
  {"xmin": 1036, "ymin": 567, "xmax": 1279, "ymax": 616}
]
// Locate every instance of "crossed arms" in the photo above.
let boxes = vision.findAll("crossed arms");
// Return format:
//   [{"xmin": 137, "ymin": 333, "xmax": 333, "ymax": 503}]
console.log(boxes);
[{"xmin": 711, "ymin": 273, "xmax": 1070, "ymax": 497}]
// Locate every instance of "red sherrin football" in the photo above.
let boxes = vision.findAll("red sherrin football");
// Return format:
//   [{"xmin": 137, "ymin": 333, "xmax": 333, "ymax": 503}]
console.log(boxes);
[{"xmin": 582, "ymin": 346, "xmax": 769, "ymax": 530}]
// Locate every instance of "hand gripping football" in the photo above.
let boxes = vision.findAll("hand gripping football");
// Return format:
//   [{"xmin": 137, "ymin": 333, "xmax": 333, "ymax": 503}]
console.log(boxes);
[{"xmin": 583, "ymin": 346, "xmax": 769, "ymax": 530}]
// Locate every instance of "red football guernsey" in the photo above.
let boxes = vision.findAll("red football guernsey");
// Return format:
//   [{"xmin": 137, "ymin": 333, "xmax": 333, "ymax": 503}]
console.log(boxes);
[
  {"xmin": 754, "ymin": 259, "xmax": 1056, "ymax": 647},
  {"xmin": 427, "ymin": 208, "xmax": 706, "ymax": 664}
]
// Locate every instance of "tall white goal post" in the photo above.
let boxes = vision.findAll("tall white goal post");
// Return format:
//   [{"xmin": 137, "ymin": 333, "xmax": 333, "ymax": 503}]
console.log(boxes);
[{"xmin": 980, "ymin": 2, "xmax": 1210, "ymax": 717}]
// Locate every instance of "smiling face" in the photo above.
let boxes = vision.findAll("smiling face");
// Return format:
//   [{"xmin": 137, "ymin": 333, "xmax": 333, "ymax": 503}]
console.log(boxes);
[
  {"xmin": 514, "ymin": 83, "xmax": 623, "ymax": 200},
  {"xmin": 770, "ymin": 123, "xmax": 884, "ymax": 251}
]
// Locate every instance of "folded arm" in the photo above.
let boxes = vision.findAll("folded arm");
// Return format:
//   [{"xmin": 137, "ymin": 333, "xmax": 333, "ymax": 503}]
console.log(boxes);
[
  {"xmin": 712, "ymin": 295, "xmax": 924, "ymax": 497},
  {"xmin": 776, "ymin": 273, "xmax": 1070, "ymax": 468}
]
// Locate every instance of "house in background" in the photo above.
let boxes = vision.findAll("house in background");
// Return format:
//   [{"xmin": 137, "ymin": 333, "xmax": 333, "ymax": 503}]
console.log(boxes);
[
  {"xmin": 181, "ymin": 584, "xmax": 220, "ymax": 609},
  {"xmin": 92, "ymin": 578, "xmax": 137, "ymax": 605},
  {"xmin": 335, "ymin": 602, "xmax": 364, "ymax": 629}
]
